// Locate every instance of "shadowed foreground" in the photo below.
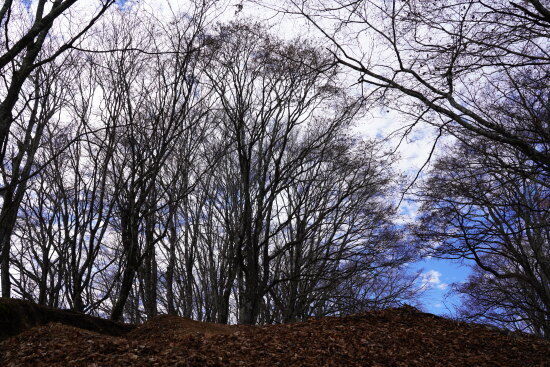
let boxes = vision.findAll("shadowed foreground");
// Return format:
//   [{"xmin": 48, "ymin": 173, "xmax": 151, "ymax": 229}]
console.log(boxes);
[
  {"xmin": 0, "ymin": 298, "xmax": 134, "ymax": 341},
  {"xmin": 0, "ymin": 301, "xmax": 548, "ymax": 366}
]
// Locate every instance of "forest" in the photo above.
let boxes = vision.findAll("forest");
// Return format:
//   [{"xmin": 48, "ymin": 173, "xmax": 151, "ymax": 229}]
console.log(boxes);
[{"xmin": 0, "ymin": 0, "xmax": 548, "ymax": 340}]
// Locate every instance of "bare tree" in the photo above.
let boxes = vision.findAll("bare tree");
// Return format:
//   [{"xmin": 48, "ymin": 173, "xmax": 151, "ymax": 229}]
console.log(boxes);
[
  {"xmin": 414, "ymin": 138, "xmax": 549, "ymax": 338},
  {"xmin": 192, "ymin": 22, "xmax": 419, "ymax": 324},
  {"xmin": 9, "ymin": 51, "xmax": 119, "ymax": 311},
  {"xmin": 0, "ymin": 0, "xmax": 114, "ymax": 173},
  {"xmin": 267, "ymin": 136, "xmax": 417, "ymax": 322},
  {"xmin": 201, "ymin": 22, "xmax": 359, "ymax": 323},
  {"xmin": 86, "ymin": 5, "xmax": 214, "ymax": 321},
  {"xmin": 281, "ymin": 0, "xmax": 550, "ymax": 335},
  {"xmin": 0, "ymin": 54, "xmax": 73, "ymax": 297},
  {"xmin": 0, "ymin": 0, "xmax": 114, "ymax": 298},
  {"xmin": 281, "ymin": 0, "xmax": 549, "ymax": 176},
  {"xmin": 2, "ymin": 5, "xmax": 422, "ymax": 326}
]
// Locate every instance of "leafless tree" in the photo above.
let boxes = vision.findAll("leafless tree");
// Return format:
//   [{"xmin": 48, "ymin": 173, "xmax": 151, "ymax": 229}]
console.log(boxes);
[
  {"xmin": 266, "ymin": 136, "xmax": 418, "ymax": 323},
  {"xmin": 0, "ymin": 54, "xmax": 73, "ymax": 298},
  {"xmin": 414, "ymin": 138, "xmax": 549, "ymax": 338},
  {"xmin": 281, "ymin": 0, "xmax": 549, "ymax": 177},
  {"xmin": 10, "ymin": 50, "xmax": 119, "ymax": 312},
  {"xmin": 194, "ymin": 22, "xmax": 418, "ymax": 324},
  {"xmin": 0, "ymin": 0, "xmax": 114, "ymax": 298},
  {"xmin": 3, "ymin": 6, "xmax": 422, "ymax": 325},
  {"xmin": 280, "ymin": 0, "xmax": 550, "ymax": 336},
  {"xmin": 202, "ymin": 23, "xmax": 355, "ymax": 324},
  {"xmin": 0, "ymin": 0, "xmax": 114, "ymax": 177},
  {"xmin": 87, "ymin": 4, "xmax": 215, "ymax": 321}
]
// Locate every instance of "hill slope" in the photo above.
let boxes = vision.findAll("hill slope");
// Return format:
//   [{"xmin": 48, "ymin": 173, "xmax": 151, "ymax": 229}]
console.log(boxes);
[{"xmin": 0, "ymin": 302, "xmax": 548, "ymax": 366}]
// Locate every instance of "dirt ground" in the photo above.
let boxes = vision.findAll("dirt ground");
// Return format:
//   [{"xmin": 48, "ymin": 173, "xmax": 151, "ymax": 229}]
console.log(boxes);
[{"xmin": 0, "ymin": 303, "xmax": 548, "ymax": 366}]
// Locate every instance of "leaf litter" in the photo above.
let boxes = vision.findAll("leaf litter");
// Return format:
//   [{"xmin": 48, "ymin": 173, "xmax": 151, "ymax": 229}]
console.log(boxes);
[{"xmin": 1, "ymin": 306, "xmax": 548, "ymax": 366}]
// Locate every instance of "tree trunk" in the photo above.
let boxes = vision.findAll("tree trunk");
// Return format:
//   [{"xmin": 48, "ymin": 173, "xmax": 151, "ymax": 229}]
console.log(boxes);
[
  {"xmin": 166, "ymin": 206, "xmax": 177, "ymax": 315},
  {"xmin": 142, "ymin": 214, "xmax": 158, "ymax": 319},
  {"xmin": 110, "ymin": 210, "xmax": 140, "ymax": 321},
  {"xmin": 0, "ymin": 193, "xmax": 19, "ymax": 298}
]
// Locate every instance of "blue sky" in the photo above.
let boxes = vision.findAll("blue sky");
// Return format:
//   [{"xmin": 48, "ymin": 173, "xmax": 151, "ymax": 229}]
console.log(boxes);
[
  {"xmin": 412, "ymin": 258, "xmax": 471, "ymax": 315},
  {"xmin": 370, "ymin": 110, "xmax": 471, "ymax": 316}
]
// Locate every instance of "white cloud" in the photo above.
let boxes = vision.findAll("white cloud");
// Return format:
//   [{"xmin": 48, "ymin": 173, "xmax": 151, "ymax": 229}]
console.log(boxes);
[{"xmin": 420, "ymin": 270, "xmax": 448, "ymax": 290}]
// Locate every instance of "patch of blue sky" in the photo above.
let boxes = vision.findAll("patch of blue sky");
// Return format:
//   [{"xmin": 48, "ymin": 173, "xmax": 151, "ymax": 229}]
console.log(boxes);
[
  {"xmin": 116, "ymin": 0, "xmax": 130, "ymax": 7},
  {"xmin": 412, "ymin": 257, "xmax": 473, "ymax": 316}
]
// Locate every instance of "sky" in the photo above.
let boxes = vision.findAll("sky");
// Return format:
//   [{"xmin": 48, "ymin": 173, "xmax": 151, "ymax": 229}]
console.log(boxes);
[
  {"xmin": 360, "ymin": 108, "xmax": 470, "ymax": 316},
  {"xmin": 356, "ymin": 108, "xmax": 471, "ymax": 315}
]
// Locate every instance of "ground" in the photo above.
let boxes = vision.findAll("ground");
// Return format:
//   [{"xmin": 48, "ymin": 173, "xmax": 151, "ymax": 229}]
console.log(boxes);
[{"xmin": 0, "ymin": 299, "xmax": 548, "ymax": 366}]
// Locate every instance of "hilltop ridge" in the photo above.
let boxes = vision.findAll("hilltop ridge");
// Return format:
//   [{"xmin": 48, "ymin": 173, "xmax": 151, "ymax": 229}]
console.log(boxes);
[{"xmin": 0, "ymin": 299, "xmax": 548, "ymax": 366}]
